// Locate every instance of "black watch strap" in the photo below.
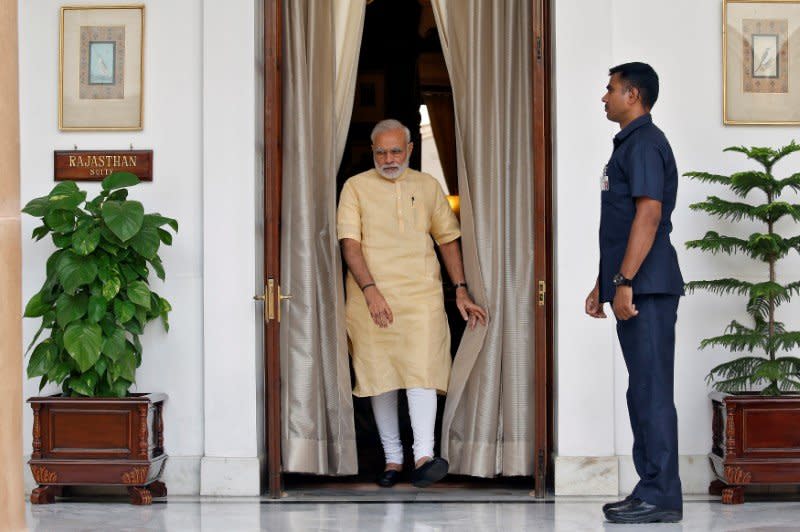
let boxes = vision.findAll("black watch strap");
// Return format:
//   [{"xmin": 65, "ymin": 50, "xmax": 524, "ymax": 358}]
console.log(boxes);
[{"xmin": 612, "ymin": 273, "xmax": 633, "ymax": 287}]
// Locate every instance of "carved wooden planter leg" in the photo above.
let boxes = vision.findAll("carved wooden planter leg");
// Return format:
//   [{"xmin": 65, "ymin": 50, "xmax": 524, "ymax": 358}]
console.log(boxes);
[
  {"xmin": 128, "ymin": 486, "xmax": 153, "ymax": 505},
  {"xmin": 149, "ymin": 481, "xmax": 167, "ymax": 498},
  {"xmin": 30, "ymin": 486, "xmax": 58, "ymax": 504},
  {"xmin": 721, "ymin": 485, "xmax": 745, "ymax": 504},
  {"xmin": 708, "ymin": 479, "xmax": 726, "ymax": 496}
]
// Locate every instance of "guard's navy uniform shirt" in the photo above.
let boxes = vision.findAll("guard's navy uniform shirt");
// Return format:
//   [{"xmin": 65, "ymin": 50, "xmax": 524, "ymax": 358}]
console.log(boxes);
[{"xmin": 599, "ymin": 113, "xmax": 684, "ymax": 303}]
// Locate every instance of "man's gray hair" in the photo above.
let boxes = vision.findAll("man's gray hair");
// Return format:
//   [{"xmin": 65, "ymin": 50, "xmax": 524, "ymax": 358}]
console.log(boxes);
[{"xmin": 370, "ymin": 119, "xmax": 411, "ymax": 144}]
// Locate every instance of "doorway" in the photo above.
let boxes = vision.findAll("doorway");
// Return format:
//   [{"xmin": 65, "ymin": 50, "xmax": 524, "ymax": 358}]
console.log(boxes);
[{"xmin": 262, "ymin": 0, "xmax": 554, "ymax": 498}]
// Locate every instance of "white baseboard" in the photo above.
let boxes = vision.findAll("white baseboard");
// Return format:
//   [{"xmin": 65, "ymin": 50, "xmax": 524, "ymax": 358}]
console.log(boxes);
[
  {"xmin": 555, "ymin": 454, "xmax": 713, "ymax": 496},
  {"xmin": 200, "ymin": 455, "xmax": 265, "ymax": 496}
]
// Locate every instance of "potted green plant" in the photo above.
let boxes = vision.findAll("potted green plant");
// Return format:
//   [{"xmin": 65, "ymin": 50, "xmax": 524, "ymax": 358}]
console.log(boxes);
[
  {"xmin": 685, "ymin": 141, "xmax": 800, "ymax": 504},
  {"xmin": 22, "ymin": 172, "xmax": 177, "ymax": 505}
]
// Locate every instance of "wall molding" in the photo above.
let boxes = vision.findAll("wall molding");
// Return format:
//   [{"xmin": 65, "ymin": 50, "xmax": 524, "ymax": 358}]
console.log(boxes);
[{"xmin": 555, "ymin": 454, "xmax": 714, "ymax": 496}]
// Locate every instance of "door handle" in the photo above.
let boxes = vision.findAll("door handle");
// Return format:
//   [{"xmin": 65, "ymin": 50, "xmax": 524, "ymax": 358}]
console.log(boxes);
[{"xmin": 254, "ymin": 280, "xmax": 292, "ymax": 323}]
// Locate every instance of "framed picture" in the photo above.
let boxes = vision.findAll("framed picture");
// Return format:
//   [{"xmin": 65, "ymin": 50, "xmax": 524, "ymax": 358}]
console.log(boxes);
[
  {"xmin": 724, "ymin": 0, "xmax": 800, "ymax": 125},
  {"xmin": 59, "ymin": 5, "xmax": 145, "ymax": 131}
]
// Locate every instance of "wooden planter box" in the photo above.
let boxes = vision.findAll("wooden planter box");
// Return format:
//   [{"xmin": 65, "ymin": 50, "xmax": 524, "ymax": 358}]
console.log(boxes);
[
  {"xmin": 28, "ymin": 393, "xmax": 168, "ymax": 505},
  {"xmin": 709, "ymin": 391, "xmax": 800, "ymax": 504}
]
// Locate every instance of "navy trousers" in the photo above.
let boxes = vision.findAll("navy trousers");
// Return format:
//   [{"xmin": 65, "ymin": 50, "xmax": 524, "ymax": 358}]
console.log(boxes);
[{"xmin": 616, "ymin": 294, "xmax": 682, "ymax": 511}]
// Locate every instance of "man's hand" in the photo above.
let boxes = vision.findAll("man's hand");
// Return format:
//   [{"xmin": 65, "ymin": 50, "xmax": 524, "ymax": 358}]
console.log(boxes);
[
  {"xmin": 455, "ymin": 288, "xmax": 488, "ymax": 330},
  {"xmin": 364, "ymin": 286, "xmax": 393, "ymax": 328},
  {"xmin": 612, "ymin": 286, "xmax": 638, "ymax": 320},
  {"xmin": 585, "ymin": 283, "xmax": 607, "ymax": 319}
]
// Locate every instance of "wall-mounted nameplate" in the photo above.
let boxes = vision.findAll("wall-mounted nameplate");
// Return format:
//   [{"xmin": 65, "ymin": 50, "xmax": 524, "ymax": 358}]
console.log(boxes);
[{"xmin": 54, "ymin": 150, "xmax": 153, "ymax": 181}]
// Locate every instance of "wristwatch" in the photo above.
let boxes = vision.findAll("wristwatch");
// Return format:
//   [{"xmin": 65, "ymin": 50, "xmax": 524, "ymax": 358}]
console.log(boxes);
[{"xmin": 612, "ymin": 273, "xmax": 633, "ymax": 287}]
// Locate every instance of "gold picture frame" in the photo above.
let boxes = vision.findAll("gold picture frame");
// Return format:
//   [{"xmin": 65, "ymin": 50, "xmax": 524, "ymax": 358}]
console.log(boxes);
[
  {"xmin": 59, "ymin": 5, "xmax": 145, "ymax": 131},
  {"xmin": 724, "ymin": 0, "xmax": 800, "ymax": 125}
]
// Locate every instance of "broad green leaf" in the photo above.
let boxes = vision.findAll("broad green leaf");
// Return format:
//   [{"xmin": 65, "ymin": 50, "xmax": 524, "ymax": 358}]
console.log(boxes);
[
  {"xmin": 52, "ymin": 232, "xmax": 73, "ymax": 249},
  {"xmin": 102, "ymin": 172, "xmax": 140, "ymax": 191},
  {"xmin": 101, "ymin": 200, "xmax": 144, "ymax": 242},
  {"xmin": 72, "ymin": 225, "xmax": 101, "ymax": 255},
  {"xmin": 129, "ymin": 225, "xmax": 160, "ymax": 259},
  {"xmin": 134, "ymin": 306, "xmax": 147, "ymax": 328},
  {"xmin": 102, "ymin": 328, "xmax": 127, "ymax": 361},
  {"xmin": 63, "ymin": 321, "xmax": 103, "ymax": 372},
  {"xmin": 24, "ymin": 291, "xmax": 52, "ymax": 317},
  {"xmin": 44, "ymin": 209, "xmax": 75, "ymax": 233},
  {"xmin": 132, "ymin": 334, "xmax": 142, "ymax": 356},
  {"xmin": 102, "ymin": 276, "xmax": 122, "ymax": 300},
  {"xmin": 94, "ymin": 356, "xmax": 109, "ymax": 377},
  {"xmin": 124, "ymin": 319, "xmax": 143, "ymax": 335},
  {"xmin": 69, "ymin": 371, "xmax": 100, "ymax": 396},
  {"xmin": 113, "ymin": 299, "xmax": 135, "ymax": 323},
  {"xmin": 25, "ymin": 323, "xmax": 47, "ymax": 356},
  {"xmin": 121, "ymin": 264, "xmax": 140, "ymax": 283},
  {"xmin": 111, "ymin": 378, "xmax": 131, "ymax": 397},
  {"xmin": 27, "ymin": 341, "xmax": 59, "ymax": 378},
  {"xmin": 38, "ymin": 375, "xmax": 49, "ymax": 391},
  {"xmin": 111, "ymin": 352, "xmax": 136, "ymax": 382},
  {"xmin": 87, "ymin": 295, "xmax": 107, "ymax": 323},
  {"xmin": 56, "ymin": 252, "xmax": 98, "ymax": 294},
  {"xmin": 55, "ymin": 292, "xmax": 88, "ymax": 328},
  {"xmin": 149, "ymin": 257, "xmax": 165, "ymax": 280},
  {"xmin": 47, "ymin": 182, "xmax": 85, "ymax": 210},
  {"xmin": 144, "ymin": 214, "xmax": 179, "ymax": 232},
  {"xmin": 127, "ymin": 280, "xmax": 151, "ymax": 309},
  {"xmin": 22, "ymin": 196, "xmax": 50, "ymax": 217},
  {"xmin": 157, "ymin": 228, "xmax": 172, "ymax": 245},
  {"xmin": 107, "ymin": 189, "xmax": 129, "ymax": 201},
  {"xmin": 47, "ymin": 362, "xmax": 71, "ymax": 385},
  {"xmin": 32, "ymin": 225, "xmax": 50, "ymax": 241}
]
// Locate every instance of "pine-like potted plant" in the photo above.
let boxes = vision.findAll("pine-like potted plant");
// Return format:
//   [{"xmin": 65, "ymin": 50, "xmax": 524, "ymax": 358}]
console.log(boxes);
[
  {"xmin": 685, "ymin": 141, "xmax": 800, "ymax": 504},
  {"xmin": 22, "ymin": 172, "xmax": 177, "ymax": 505}
]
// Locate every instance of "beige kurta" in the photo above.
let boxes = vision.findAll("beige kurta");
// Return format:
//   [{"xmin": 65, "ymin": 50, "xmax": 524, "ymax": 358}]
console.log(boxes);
[{"xmin": 337, "ymin": 168, "xmax": 461, "ymax": 397}]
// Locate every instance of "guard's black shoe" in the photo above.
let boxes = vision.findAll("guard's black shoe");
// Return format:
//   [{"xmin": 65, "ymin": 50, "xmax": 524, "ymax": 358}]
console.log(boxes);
[
  {"xmin": 411, "ymin": 457, "xmax": 448, "ymax": 488},
  {"xmin": 604, "ymin": 498, "xmax": 682, "ymax": 524},
  {"xmin": 602, "ymin": 495, "xmax": 632, "ymax": 513},
  {"xmin": 376, "ymin": 469, "xmax": 401, "ymax": 488}
]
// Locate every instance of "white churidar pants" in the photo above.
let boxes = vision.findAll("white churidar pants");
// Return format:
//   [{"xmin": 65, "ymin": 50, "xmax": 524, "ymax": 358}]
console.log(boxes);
[{"xmin": 370, "ymin": 388, "xmax": 438, "ymax": 464}]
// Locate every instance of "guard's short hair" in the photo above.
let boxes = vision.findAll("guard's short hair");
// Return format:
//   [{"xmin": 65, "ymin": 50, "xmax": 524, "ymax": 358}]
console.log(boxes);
[
  {"xmin": 371, "ymin": 119, "xmax": 411, "ymax": 144},
  {"xmin": 609, "ymin": 62, "xmax": 659, "ymax": 110}
]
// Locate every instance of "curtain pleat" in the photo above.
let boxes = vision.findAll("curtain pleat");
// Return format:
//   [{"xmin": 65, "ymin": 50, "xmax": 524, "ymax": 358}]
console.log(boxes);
[
  {"xmin": 279, "ymin": 0, "xmax": 365, "ymax": 475},
  {"xmin": 433, "ymin": 0, "xmax": 536, "ymax": 477}
]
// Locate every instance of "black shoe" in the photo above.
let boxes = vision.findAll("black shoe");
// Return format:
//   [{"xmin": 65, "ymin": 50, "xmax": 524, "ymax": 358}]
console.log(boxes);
[
  {"xmin": 602, "ymin": 495, "xmax": 632, "ymax": 513},
  {"xmin": 604, "ymin": 498, "xmax": 682, "ymax": 524},
  {"xmin": 376, "ymin": 469, "xmax": 401, "ymax": 488},
  {"xmin": 411, "ymin": 457, "xmax": 449, "ymax": 488}
]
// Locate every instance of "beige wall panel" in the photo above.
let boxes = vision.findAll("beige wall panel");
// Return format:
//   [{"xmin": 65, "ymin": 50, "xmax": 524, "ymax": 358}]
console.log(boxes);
[{"xmin": 0, "ymin": 0, "xmax": 26, "ymax": 529}]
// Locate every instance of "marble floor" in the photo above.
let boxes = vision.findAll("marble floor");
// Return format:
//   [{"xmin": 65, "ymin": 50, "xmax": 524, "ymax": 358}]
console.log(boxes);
[{"xmin": 24, "ymin": 495, "xmax": 800, "ymax": 531}]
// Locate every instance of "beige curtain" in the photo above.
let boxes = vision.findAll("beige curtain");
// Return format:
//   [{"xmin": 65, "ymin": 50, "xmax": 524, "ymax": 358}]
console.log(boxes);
[
  {"xmin": 279, "ymin": 0, "xmax": 365, "ymax": 475},
  {"xmin": 433, "ymin": 0, "xmax": 536, "ymax": 476},
  {"xmin": 0, "ymin": 0, "xmax": 26, "ymax": 528}
]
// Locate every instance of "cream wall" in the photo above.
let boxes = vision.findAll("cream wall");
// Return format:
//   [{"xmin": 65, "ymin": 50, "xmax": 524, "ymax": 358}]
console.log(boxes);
[
  {"xmin": 554, "ymin": 0, "xmax": 800, "ymax": 494},
  {"xmin": 19, "ymin": 0, "xmax": 206, "ymax": 494}
]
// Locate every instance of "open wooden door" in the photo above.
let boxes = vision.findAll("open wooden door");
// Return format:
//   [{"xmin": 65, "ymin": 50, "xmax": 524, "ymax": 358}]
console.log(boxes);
[
  {"xmin": 261, "ymin": 0, "xmax": 553, "ymax": 499},
  {"xmin": 262, "ymin": 0, "xmax": 283, "ymax": 499}
]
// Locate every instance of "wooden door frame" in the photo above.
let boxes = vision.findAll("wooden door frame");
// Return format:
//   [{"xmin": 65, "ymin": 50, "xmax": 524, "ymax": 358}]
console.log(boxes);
[
  {"xmin": 263, "ymin": 0, "xmax": 554, "ymax": 499},
  {"xmin": 263, "ymin": 0, "xmax": 283, "ymax": 499},
  {"xmin": 532, "ymin": 0, "xmax": 554, "ymax": 498}
]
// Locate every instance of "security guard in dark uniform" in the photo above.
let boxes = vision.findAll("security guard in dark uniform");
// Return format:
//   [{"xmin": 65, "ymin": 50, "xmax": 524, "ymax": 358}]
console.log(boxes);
[{"xmin": 585, "ymin": 62, "xmax": 684, "ymax": 524}]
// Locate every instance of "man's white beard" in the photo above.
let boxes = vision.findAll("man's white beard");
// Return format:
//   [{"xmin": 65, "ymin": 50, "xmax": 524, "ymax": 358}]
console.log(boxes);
[{"xmin": 375, "ymin": 160, "xmax": 408, "ymax": 180}]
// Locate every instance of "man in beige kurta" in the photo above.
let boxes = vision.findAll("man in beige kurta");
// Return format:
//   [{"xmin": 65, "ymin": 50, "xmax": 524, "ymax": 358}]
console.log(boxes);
[{"xmin": 337, "ymin": 119, "xmax": 486, "ymax": 488}]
